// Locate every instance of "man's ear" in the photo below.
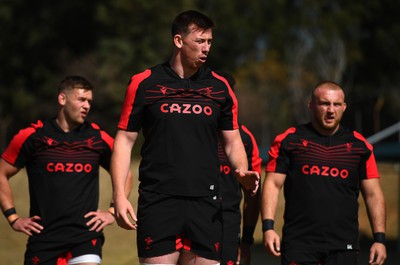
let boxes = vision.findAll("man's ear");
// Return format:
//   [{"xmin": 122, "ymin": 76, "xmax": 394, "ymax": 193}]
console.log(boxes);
[
  {"xmin": 173, "ymin": 34, "xmax": 183, "ymax": 48},
  {"xmin": 58, "ymin": 92, "xmax": 67, "ymax": 106}
]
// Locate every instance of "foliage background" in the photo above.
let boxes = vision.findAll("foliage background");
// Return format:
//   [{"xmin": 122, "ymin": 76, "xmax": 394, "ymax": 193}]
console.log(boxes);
[{"xmin": 1, "ymin": 0, "xmax": 399, "ymax": 151}]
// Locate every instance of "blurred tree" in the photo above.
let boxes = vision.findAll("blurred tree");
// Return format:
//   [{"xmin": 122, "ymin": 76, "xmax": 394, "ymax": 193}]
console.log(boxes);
[
  {"xmin": 348, "ymin": 0, "xmax": 400, "ymax": 138},
  {"xmin": 1, "ymin": 0, "xmax": 400, "ymax": 152},
  {"xmin": 235, "ymin": 50, "xmax": 289, "ymax": 148},
  {"xmin": 0, "ymin": 0, "xmax": 107, "ymax": 148},
  {"xmin": 88, "ymin": 0, "xmax": 202, "ymax": 135}
]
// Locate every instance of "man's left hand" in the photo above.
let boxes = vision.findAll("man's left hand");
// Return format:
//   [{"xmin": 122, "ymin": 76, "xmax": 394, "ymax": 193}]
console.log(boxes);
[
  {"xmin": 85, "ymin": 210, "xmax": 115, "ymax": 232},
  {"xmin": 235, "ymin": 169, "xmax": 260, "ymax": 195}
]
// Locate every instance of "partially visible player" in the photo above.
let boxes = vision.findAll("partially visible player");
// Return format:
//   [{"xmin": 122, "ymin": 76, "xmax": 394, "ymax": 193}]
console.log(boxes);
[{"xmin": 216, "ymin": 72, "xmax": 262, "ymax": 265}]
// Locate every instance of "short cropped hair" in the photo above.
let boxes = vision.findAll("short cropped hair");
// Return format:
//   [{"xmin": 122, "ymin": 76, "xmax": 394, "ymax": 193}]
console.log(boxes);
[
  {"xmin": 171, "ymin": 10, "xmax": 215, "ymax": 36},
  {"xmin": 311, "ymin": 80, "xmax": 344, "ymax": 102},
  {"xmin": 57, "ymin": 76, "xmax": 94, "ymax": 93}
]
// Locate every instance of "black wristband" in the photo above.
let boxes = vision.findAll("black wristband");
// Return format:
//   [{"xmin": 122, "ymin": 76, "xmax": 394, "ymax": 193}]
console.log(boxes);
[
  {"xmin": 262, "ymin": 219, "xmax": 274, "ymax": 232},
  {"xmin": 10, "ymin": 217, "xmax": 19, "ymax": 227},
  {"xmin": 373, "ymin": 232, "xmax": 386, "ymax": 244},
  {"xmin": 3, "ymin": 207, "xmax": 16, "ymax": 218},
  {"xmin": 241, "ymin": 226, "xmax": 255, "ymax": 245}
]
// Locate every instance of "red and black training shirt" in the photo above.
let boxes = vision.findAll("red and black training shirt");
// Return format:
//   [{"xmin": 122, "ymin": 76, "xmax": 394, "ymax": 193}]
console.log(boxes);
[
  {"xmin": 266, "ymin": 123, "xmax": 379, "ymax": 252},
  {"xmin": 2, "ymin": 119, "xmax": 113, "ymax": 245},
  {"xmin": 118, "ymin": 62, "xmax": 239, "ymax": 197}
]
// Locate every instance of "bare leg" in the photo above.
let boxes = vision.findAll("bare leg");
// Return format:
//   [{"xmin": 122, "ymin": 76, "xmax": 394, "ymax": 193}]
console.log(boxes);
[
  {"xmin": 139, "ymin": 251, "xmax": 181, "ymax": 265},
  {"xmin": 179, "ymin": 250, "xmax": 219, "ymax": 265}
]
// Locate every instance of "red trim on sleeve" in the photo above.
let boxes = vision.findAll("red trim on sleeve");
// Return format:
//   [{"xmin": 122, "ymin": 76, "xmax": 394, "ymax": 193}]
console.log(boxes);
[
  {"xmin": 240, "ymin": 124, "xmax": 262, "ymax": 174},
  {"xmin": 90, "ymin": 123, "xmax": 114, "ymax": 151},
  {"xmin": 353, "ymin": 131, "xmax": 380, "ymax": 179},
  {"xmin": 1, "ymin": 120, "xmax": 43, "ymax": 165},
  {"xmin": 266, "ymin": 127, "xmax": 296, "ymax": 173},
  {"xmin": 212, "ymin": 72, "xmax": 239, "ymax": 129},
  {"xmin": 118, "ymin": 69, "xmax": 152, "ymax": 130}
]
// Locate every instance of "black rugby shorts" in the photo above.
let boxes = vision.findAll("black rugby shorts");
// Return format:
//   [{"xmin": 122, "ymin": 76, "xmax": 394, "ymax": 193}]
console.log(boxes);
[
  {"xmin": 281, "ymin": 249, "xmax": 359, "ymax": 265},
  {"xmin": 220, "ymin": 204, "xmax": 241, "ymax": 264},
  {"xmin": 137, "ymin": 190, "xmax": 223, "ymax": 261},
  {"xmin": 24, "ymin": 235, "xmax": 104, "ymax": 265}
]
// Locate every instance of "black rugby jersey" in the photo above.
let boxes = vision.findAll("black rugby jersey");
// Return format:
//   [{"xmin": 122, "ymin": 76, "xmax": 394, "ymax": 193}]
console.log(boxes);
[
  {"xmin": 266, "ymin": 123, "xmax": 379, "ymax": 252},
  {"xmin": 219, "ymin": 124, "xmax": 262, "ymax": 207},
  {"xmin": 2, "ymin": 119, "xmax": 113, "ymax": 245},
  {"xmin": 118, "ymin": 63, "xmax": 239, "ymax": 197}
]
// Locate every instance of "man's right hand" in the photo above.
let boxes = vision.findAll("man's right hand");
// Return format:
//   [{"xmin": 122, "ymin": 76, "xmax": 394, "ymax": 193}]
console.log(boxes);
[{"xmin": 12, "ymin": 216, "xmax": 43, "ymax": 236}]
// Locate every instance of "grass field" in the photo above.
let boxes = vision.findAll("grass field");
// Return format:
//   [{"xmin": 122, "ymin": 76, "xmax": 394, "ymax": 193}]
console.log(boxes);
[{"xmin": 1, "ymin": 161, "xmax": 398, "ymax": 265}]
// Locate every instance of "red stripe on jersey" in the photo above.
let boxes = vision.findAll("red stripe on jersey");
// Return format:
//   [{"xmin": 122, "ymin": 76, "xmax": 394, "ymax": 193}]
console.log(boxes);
[
  {"xmin": 118, "ymin": 69, "xmax": 152, "ymax": 130},
  {"xmin": 1, "ymin": 120, "xmax": 43, "ymax": 165},
  {"xmin": 212, "ymin": 71, "xmax": 239, "ymax": 129},
  {"xmin": 100, "ymin": 130, "xmax": 114, "ymax": 150},
  {"xmin": 353, "ymin": 131, "xmax": 380, "ymax": 179},
  {"xmin": 266, "ymin": 127, "xmax": 297, "ymax": 172},
  {"xmin": 90, "ymin": 122, "xmax": 114, "ymax": 150},
  {"xmin": 240, "ymin": 124, "xmax": 262, "ymax": 174}
]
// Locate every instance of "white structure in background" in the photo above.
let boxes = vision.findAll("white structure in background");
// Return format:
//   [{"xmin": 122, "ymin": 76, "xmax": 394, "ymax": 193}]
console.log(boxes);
[{"xmin": 366, "ymin": 121, "xmax": 400, "ymax": 144}]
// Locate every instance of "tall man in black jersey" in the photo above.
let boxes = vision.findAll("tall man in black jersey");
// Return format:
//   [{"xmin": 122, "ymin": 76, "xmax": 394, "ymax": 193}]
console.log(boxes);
[
  {"xmin": 0, "ymin": 76, "xmax": 132, "ymax": 265},
  {"xmin": 261, "ymin": 81, "xmax": 386, "ymax": 265},
  {"xmin": 110, "ymin": 10, "xmax": 260, "ymax": 265}
]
